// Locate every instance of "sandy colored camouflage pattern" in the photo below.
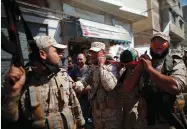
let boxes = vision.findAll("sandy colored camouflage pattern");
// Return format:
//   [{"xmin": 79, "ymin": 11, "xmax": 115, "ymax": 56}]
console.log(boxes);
[
  {"xmin": 75, "ymin": 65, "xmax": 122, "ymax": 129},
  {"xmin": 137, "ymin": 56, "xmax": 187, "ymax": 129},
  {"xmin": 2, "ymin": 67, "xmax": 85, "ymax": 129}
]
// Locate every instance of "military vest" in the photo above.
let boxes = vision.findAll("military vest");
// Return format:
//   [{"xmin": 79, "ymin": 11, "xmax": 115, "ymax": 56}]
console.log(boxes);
[
  {"xmin": 141, "ymin": 55, "xmax": 187, "ymax": 129},
  {"xmin": 23, "ymin": 68, "xmax": 76, "ymax": 129},
  {"xmin": 90, "ymin": 66, "xmax": 120, "ymax": 113}
]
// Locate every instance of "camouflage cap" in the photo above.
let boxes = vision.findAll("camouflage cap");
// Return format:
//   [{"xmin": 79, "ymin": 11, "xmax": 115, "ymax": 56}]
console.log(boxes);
[
  {"xmin": 34, "ymin": 36, "xmax": 67, "ymax": 49},
  {"xmin": 151, "ymin": 32, "xmax": 170, "ymax": 43},
  {"xmin": 89, "ymin": 42, "xmax": 105, "ymax": 52}
]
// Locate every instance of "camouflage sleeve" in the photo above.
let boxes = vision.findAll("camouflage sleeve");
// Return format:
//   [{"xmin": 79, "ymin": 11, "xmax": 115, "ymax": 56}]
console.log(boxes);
[
  {"xmin": 2, "ymin": 84, "xmax": 20, "ymax": 122},
  {"xmin": 69, "ymin": 85, "xmax": 85, "ymax": 127},
  {"xmin": 100, "ymin": 66, "xmax": 117, "ymax": 91},
  {"xmin": 170, "ymin": 59, "xmax": 187, "ymax": 92}
]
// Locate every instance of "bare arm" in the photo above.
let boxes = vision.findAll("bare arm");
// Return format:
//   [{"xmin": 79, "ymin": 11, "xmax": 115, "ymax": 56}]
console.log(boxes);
[
  {"xmin": 148, "ymin": 66, "xmax": 178, "ymax": 94},
  {"xmin": 120, "ymin": 63, "xmax": 143, "ymax": 93},
  {"xmin": 142, "ymin": 58, "xmax": 187, "ymax": 94}
]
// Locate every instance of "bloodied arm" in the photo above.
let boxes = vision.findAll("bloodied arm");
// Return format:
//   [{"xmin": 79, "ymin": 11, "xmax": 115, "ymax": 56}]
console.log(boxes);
[
  {"xmin": 120, "ymin": 62, "xmax": 143, "ymax": 93},
  {"xmin": 2, "ymin": 65, "xmax": 26, "ymax": 122}
]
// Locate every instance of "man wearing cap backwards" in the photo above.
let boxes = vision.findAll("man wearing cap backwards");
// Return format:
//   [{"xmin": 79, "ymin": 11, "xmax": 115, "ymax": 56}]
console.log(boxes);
[
  {"xmin": 121, "ymin": 32, "xmax": 187, "ymax": 129},
  {"xmin": 2, "ymin": 36, "xmax": 85, "ymax": 129},
  {"xmin": 74, "ymin": 42, "xmax": 122, "ymax": 129}
]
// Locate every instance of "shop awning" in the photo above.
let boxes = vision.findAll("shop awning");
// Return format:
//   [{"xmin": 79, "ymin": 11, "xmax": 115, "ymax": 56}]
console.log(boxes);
[{"xmin": 78, "ymin": 19, "xmax": 132, "ymax": 42}]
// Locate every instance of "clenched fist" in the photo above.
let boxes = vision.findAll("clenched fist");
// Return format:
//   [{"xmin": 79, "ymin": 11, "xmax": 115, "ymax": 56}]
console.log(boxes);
[{"xmin": 4, "ymin": 65, "xmax": 26, "ymax": 96}]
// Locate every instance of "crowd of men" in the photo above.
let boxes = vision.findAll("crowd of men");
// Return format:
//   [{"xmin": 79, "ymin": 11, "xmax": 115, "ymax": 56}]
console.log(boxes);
[{"xmin": 2, "ymin": 32, "xmax": 187, "ymax": 129}]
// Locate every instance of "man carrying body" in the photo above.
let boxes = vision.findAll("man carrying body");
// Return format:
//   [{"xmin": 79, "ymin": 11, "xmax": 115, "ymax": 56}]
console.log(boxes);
[
  {"xmin": 74, "ymin": 42, "xmax": 122, "ymax": 129},
  {"xmin": 121, "ymin": 32, "xmax": 187, "ymax": 129},
  {"xmin": 2, "ymin": 36, "xmax": 85, "ymax": 129}
]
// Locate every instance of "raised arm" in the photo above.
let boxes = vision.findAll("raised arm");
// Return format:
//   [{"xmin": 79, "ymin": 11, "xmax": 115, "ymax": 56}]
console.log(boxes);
[
  {"xmin": 120, "ymin": 62, "xmax": 143, "ymax": 93},
  {"xmin": 100, "ymin": 66, "xmax": 117, "ymax": 91},
  {"xmin": 142, "ymin": 58, "xmax": 187, "ymax": 94},
  {"xmin": 2, "ymin": 65, "xmax": 26, "ymax": 122}
]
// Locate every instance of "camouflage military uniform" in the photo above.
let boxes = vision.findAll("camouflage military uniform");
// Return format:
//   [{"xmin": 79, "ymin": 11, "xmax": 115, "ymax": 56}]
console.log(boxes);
[
  {"xmin": 2, "ymin": 66, "xmax": 85, "ymax": 129},
  {"xmin": 75, "ymin": 64, "xmax": 122, "ymax": 129},
  {"xmin": 135, "ymin": 54, "xmax": 187, "ymax": 129},
  {"xmin": 105, "ymin": 63, "xmax": 118, "ymax": 78}
]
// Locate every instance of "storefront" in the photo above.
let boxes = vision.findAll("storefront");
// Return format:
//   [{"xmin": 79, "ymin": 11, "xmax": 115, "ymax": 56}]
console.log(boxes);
[{"xmin": 62, "ymin": 18, "xmax": 132, "ymax": 62}]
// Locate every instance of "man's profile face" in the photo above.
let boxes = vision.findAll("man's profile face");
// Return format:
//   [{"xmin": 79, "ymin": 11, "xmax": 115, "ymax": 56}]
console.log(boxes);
[
  {"xmin": 57, "ymin": 48, "xmax": 64, "ymax": 59},
  {"xmin": 45, "ymin": 46, "xmax": 61, "ymax": 66}
]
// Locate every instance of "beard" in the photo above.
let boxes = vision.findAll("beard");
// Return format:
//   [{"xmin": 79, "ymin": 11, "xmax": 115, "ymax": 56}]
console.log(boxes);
[{"xmin": 150, "ymin": 47, "xmax": 169, "ymax": 60}]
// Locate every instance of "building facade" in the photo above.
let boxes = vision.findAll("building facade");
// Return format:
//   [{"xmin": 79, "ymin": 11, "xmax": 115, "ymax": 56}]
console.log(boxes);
[
  {"xmin": 1, "ymin": 0, "xmax": 148, "ymax": 78},
  {"xmin": 61, "ymin": 0, "xmax": 148, "ymax": 60},
  {"xmin": 1, "ymin": 0, "xmax": 64, "ymax": 79},
  {"xmin": 132, "ymin": 0, "xmax": 185, "ymax": 54},
  {"xmin": 181, "ymin": 5, "xmax": 187, "ymax": 48},
  {"xmin": 132, "ymin": 0, "xmax": 161, "ymax": 55},
  {"xmin": 160, "ymin": 0, "xmax": 185, "ymax": 44}
]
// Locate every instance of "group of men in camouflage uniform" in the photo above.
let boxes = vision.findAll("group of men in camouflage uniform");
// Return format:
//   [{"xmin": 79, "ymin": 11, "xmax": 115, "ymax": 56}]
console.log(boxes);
[{"xmin": 2, "ymin": 32, "xmax": 187, "ymax": 129}]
